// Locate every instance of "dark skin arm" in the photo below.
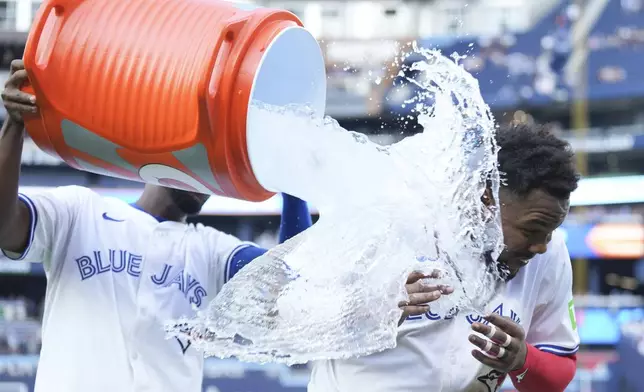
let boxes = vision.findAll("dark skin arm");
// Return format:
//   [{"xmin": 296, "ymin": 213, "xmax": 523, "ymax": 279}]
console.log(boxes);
[{"xmin": 0, "ymin": 59, "xmax": 38, "ymax": 253}]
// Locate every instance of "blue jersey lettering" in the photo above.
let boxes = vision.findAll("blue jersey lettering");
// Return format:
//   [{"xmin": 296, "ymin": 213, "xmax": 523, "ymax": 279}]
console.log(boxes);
[
  {"xmin": 75, "ymin": 250, "xmax": 143, "ymax": 280},
  {"xmin": 151, "ymin": 264, "xmax": 208, "ymax": 308},
  {"xmin": 403, "ymin": 302, "xmax": 522, "ymax": 327},
  {"xmin": 75, "ymin": 254, "xmax": 208, "ymax": 308}
]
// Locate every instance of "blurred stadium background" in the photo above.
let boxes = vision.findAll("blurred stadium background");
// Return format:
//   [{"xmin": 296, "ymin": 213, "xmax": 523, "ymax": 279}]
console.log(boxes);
[{"xmin": 0, "ymin": 0, "xmax": 643, "ymax": 391}]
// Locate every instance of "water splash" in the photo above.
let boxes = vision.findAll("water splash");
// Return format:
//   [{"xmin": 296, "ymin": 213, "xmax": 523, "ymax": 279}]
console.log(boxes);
[{"xmin": 165, "ymin": 49, "xmax": 504, "ymax": 365}]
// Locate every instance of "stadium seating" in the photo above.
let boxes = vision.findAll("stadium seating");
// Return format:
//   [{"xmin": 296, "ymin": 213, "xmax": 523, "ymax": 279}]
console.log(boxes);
[
  {"xmin": 586, "ymin": 0, "xmax": 644, "ymax": 100},
  {"xmin": 387, "ymin": 0, "xmax": 644, "ymax": 113}
]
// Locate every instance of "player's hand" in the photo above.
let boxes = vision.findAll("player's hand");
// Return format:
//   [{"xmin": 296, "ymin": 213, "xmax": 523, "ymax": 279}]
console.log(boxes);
[
  {"xmin": 2, "ymin": 59, "xmax": 37, "ymax": 125},
  {"xmin": 468, "ymin": 313, "xmax": 528, "ymax": 373},
  {"xmin": 398, "ymin": 270, "xmax": 454, "ymax": 325}
]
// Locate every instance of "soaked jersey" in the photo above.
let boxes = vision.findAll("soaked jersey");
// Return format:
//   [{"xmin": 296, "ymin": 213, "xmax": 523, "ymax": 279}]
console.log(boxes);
[{"xmin": 309, "ymin": 230, "xmax": 579, "ymax": 392}]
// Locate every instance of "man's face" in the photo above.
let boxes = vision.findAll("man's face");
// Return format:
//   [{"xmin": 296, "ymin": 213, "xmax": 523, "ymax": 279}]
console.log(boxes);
[
  {"xmin": 169, "ymin": 189, "xmax": 210, "ymax": 216},
  {"xmin": 496, "ymin": 188, "xmax": 569, "ymax": 279}
]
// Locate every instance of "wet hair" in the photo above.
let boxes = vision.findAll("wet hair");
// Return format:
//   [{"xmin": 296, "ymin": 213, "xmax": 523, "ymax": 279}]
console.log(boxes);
[{"xmin": 496, "ymin": 122, "xmax": 580, "ymax": 200}]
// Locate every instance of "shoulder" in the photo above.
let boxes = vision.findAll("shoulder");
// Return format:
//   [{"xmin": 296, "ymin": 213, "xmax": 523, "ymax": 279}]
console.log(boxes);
[
  {"xmin": 523, "ymin": 229, "xmax": 569, "ymax": 277},
  {"xmin": 190, "ymin": 223, "xmax": 237, "ymax": 245},
  {"xmin": 186, "ymin": 223, "xmax": 230, "ymax": 248},
  {"xmin": 522, "ymin": 229, "xmax": 572, "ymax": 303},
  {"xmin": 21, "ymin": 185, "xmax": 96, "ymax": 200},
  {"xmin": 64, "ymin": 186, "xmax": 111, "ymax": 209},
  {"xmin": 19, "ymin": 185, "xmax": 102, "ymax": 213},
  {"xmin": 547, "ymin": 229, "xmax": 568, "ymax": 259},
  {"xmin": 51, "ymin": 186, "xmax": 136, "ymax": 220},
  {"xmin": 190, "ymin": 223, "xmax": 255, "ymax": 260},
  {"xmin": 190, "ymin": 222, "xmax": 222, "ymax": 236},
  {"xmin": 543, "ymin": 229, "xmax": 571, "ymax": 277}
]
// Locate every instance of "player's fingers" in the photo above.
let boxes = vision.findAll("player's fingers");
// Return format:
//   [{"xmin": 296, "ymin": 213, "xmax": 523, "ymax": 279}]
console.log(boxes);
[
  {"xmin": 471, "ymin": 322, "xmax": 515, "ymax": 351},
  {"xmin": 407, "ymin": 290, "xmax": 442, "ymax": 305},
  {"xmin": 400, "ymin": 305, "xmax": 429, "ymax": 317},
  {"xmin": 468, "ymin": 334, "xmax": 507, "ymax": 360},
  {"xmin": 471, "ymin": 349, "xmax": 506, "ymax": 371},
  {"xmin": 439, "ymin": 285, "xmax": 454, "ymax": 295},
  {"xmin": 3, "ymin": 102, "xmax": 37, "ymax": 114},
  {"xmin": 1, "ymin": 88, "xmax": 36, "ymax": 105},
  {"xmin": 5, "ymin": 69, "xmax": 30, "ymax": 89},
  {"xmin": 469, "ymin": 334, "xmax": 490, "ymax": 352},
  {"xmin": 407, "ymin": 281, "xmax": 436, "ymax": 294},
  {"xmin": 406, "ymin": 279, "xmax": 453, "ymax": 294},
  {"xmin": 419, "ymin": 283, "xmax": 452, "ymax": 294},
  {"xmin": 406, "ymin": 271, "xmax": 426, "ymax": 284},
  {"xmin": 9, "ymin": 59, "xmax": 24, "ymax": 75},
  {"xmin": 484, "ymin": 313, "xmax": 525, "ymax": 340}
]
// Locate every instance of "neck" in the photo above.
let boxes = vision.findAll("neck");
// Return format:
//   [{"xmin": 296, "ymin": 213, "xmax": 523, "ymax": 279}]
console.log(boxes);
[{"xmin": 135, "ymin": 187, "xmax": 186, "ymax": 222}]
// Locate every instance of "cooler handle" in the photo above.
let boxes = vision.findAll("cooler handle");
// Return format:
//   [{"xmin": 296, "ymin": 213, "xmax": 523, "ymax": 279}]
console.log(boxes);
[{"xmin": 24, "ymin": 0, "xmax": 80, "ymax": 72}]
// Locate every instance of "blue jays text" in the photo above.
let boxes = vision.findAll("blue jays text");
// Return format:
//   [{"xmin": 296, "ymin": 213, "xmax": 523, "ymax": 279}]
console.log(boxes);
[
  {"xmin": 75, "ymin": 250, "xmax": 207, "ymax": 307},
  {"xmin": 404, "ymin": 303, "xmax": 522, "ymax": 325}
]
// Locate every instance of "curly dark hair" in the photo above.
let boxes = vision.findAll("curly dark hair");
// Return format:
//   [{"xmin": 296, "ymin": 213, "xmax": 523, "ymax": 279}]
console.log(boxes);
[{"xmin": 496, "ymin": 122, "xmax": 580, "ymax": 199}]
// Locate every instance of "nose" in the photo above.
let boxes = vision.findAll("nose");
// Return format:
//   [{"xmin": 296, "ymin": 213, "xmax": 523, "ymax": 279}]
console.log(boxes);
[
  {"xmin": 528, "ymin": 242, "xmax": 548, "ymax": 255},
  {"xmin": 528, "ymin": 233, "xmax": 552, "ymax": 255}
]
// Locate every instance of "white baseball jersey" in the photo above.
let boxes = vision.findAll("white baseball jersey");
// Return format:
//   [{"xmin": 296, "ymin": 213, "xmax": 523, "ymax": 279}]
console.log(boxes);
[
  {"xmin": 309, "ymin": 230, "xmax": 579, "ymax": 392},
  {"xmin": 0, "ymin": 185, "xmax": 253, "ymax": 392}
]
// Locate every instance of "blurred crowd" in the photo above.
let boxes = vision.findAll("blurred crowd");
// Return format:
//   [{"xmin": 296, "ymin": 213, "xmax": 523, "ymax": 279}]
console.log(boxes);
[{"xmin": 0, "ymin": 298, "xmax": 42, "ymax": 355}]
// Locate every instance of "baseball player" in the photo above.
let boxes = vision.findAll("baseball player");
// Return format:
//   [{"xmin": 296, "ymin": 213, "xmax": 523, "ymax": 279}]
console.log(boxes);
[
  {"xmin": 309, "ymin": 123, "xmax": 581, "ymax": 392},
  {"xmin": 0, "ymin": 60, "xmax": 318, "ymax": 392},
  {"xmin": 0, "ymin": 60, "xmax": 447, "ymax": 392}
]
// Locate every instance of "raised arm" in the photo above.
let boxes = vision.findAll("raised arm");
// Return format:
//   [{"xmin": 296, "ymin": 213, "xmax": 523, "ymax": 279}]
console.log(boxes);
[
  {"xmin": 0, "ymin": 60, "xmax": 38, "ymax": 254},
  {"xmin": 278, "ymin": 194, "xmax": 312, "ymax": 243},
  {"xmin": 0, "ymin": 60, "xmax": 92, "ymax": 273},
  {"xmin": 225, "ymin": 194, "xmax": 312, "ymax": 281}
]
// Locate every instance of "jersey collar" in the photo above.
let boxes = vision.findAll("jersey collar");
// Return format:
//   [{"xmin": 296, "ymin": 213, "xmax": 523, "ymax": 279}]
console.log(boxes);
[{"xmin": 129, "ymin": 203, "xmax": 167, "ymax": 223}]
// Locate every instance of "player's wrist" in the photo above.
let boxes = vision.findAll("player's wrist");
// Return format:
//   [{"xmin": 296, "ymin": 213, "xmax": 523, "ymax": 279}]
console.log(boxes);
[
  {"xmin": 1, "ymin": 117, "xmax": 24, "ymax": 135},
  {"xmin": 510, "ymin": 342, "xmax": 530, "ymax": 373}
]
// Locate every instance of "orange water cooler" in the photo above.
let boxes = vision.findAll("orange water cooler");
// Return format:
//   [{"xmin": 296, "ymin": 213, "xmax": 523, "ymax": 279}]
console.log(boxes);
[{"xmin": 23, "ymin": 0, "xmax": 327, "ymax": 202}]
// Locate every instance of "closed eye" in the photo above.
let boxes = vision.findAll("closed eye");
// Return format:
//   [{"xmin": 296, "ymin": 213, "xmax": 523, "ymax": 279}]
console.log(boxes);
[
  {"xmin": 522, "ymin": 229, "xmax": 548, "ymax": 242},
  {"xmin": 521, "ymin": 229, "xmax": 539, "ymax": 237}
]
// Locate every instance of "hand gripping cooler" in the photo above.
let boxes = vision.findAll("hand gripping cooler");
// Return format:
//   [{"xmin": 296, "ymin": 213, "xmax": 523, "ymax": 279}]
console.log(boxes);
[{"xmin": 23, "ymin": 0, "xmax": 326, "ymax": 201}]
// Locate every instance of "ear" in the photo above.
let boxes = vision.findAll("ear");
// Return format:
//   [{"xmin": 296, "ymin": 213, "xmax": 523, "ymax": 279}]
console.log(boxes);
[{"xmin": 481, "ymin": 188, "xmax": 495, "ymax": 207}]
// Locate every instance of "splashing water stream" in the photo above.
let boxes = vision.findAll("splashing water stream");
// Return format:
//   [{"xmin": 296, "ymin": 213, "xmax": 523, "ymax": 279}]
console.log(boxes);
[{"xmin": 165, "ymin": 49, "xmax": 506, "ymax": 365}]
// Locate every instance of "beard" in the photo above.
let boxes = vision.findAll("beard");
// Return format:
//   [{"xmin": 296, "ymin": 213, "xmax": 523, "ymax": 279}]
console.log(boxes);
[
  {"xmin": 486, "ymin": 251, "xmax": 514, "ymax": 281},
  {"xmin": 169, "ymin": 189, "xmax": 207, "ymax": 216}
]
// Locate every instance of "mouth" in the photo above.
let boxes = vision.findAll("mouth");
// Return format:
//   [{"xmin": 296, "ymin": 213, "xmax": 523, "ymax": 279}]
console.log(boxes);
[
  {"xmin": 182, "ymin": 191, "xmax": 208, "ymax": 204},
  {"xmin": 509, "ymin": 255, "xmax": 534, "ymax": 270},
  {"xmin": 491, "ymin": 252, "xmax": 534, "ymax": 280}
]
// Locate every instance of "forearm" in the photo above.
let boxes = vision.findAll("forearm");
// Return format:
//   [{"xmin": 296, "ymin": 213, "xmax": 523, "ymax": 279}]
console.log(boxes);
[
  {"xmin": 0, "ymin": 119, "xmax": 25, "ymax": 236},
  {"xmin": 509, "ymin": 344, "xmax": 576, "ymax": 392}
]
